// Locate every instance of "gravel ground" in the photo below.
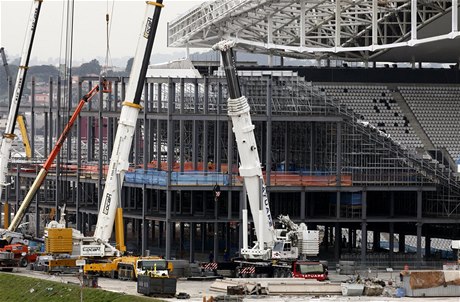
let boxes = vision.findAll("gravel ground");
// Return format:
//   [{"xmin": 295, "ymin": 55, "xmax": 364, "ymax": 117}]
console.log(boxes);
[{"xmin": 9, "ymin": 267, "xmax": 460, "ymax": 302}]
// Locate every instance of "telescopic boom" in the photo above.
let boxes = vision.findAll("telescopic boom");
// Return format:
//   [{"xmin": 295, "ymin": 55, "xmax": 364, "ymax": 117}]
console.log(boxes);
[{"xmin": 0, "ymin": 0, "xmax": 42, "ymax": 203}]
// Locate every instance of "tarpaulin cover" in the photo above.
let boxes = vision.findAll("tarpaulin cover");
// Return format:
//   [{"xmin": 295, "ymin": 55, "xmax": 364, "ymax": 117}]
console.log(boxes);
[{"xmin": 409, "ymin": 271, "xmax": 445, "ymax": 289}]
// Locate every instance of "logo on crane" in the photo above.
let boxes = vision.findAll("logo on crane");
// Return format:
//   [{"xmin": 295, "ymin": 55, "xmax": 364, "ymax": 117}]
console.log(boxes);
[
  {"xmin": 262, "ymin": 185, "xmax": 273, "ymax": 228},
  {"xmin": 144, "ymin": 17, "xmax": 152, "ymax": 39},
  {"xmin": 103, "ymin": 194, "xmax": 112, "ymax": 215}
]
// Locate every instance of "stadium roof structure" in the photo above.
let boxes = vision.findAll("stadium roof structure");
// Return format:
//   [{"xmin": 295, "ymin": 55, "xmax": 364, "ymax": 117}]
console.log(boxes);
[{"xmin": 168, "ymin": 0, "xmax": 460, "ymax": 63}]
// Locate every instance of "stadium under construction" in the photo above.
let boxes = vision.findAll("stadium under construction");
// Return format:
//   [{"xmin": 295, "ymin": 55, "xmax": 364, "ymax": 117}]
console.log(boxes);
[{"xmin": 3, "ymin": 0, "xmax": 460, "ymax": 270}]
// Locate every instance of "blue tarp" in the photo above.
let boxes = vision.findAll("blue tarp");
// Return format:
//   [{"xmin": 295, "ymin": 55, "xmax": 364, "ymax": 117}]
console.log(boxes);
[{"xmin": 125, "ymin": 168, "xmax": 229, "ymax": 186}]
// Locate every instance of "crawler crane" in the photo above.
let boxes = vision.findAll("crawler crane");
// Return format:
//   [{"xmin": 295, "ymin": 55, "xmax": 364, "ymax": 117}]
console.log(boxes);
[{"xmin": 211, "ymin": 41, "xmax": 322, "ymax": 278}]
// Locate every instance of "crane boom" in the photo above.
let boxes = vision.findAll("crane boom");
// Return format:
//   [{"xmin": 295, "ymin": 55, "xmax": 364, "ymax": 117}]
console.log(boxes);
[
  {"xmin": 213, "ymin": 41, "xmax": 319, "ymax": 263},
  {"xmin": 0, "ymin": 0, "xmax": 42, "ymax": 203},
  {"xmin": 7, "ymin": 81, "xmax": 108, "ymax": 234},
  {"xmin": 91, "ymin": 0, "xmax": 164, "ymax": 252},
  {"xmin": 0, "ymin": 47, "xmax": 14, "ymax": 95},
  {"xmin": 213, "ymin": 41, "xmax": 275, "ymax": 259}
]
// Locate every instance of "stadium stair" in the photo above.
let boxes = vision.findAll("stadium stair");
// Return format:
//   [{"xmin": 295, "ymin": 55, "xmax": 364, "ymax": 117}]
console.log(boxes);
[{"xmin": 387, "ymin": 85, "xmax": 434, "ymax": 151}]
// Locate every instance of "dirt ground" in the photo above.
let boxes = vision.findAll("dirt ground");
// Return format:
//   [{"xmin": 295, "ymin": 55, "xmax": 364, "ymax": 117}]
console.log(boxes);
[{"xmin": 10, "ymin": 267, "xmax": 460, "ymax": 302}]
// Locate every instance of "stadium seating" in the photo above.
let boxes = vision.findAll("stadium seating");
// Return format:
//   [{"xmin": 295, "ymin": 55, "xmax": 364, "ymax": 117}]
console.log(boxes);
[
  {"xmin": 399, "ymin": 85, "xmax": 460, "ymax": 160},
  {"xmin": 316, "ymin": 84, "xmax": 423, "ymax": 150}
]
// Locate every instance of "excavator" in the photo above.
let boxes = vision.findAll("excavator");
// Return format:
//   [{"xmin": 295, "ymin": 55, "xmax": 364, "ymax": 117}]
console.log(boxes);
[{"xmin": 209, "ymin": 40, "xmax": 322, "ymax": 278}]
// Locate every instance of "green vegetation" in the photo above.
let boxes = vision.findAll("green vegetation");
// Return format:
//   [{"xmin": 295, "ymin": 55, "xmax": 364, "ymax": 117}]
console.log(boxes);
[{"xmin": 0, "ymin": 273, "xmax": 162, "ymax": 302}]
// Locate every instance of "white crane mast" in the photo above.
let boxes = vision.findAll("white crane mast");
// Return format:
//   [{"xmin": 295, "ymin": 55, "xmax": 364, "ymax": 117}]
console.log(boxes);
[
  {"xmin": 213, "ymin": 41, "xmax": 276, "ymax": 260},
  {"xmin": 0, "ymin": 0, "xmax": 42, "ymax": 202},
  {"xmin": 88, "ymin": 0, "xmax": 164, "ymax": 255}
]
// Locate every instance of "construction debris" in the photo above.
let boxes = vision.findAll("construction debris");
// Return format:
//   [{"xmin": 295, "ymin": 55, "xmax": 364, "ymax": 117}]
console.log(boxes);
[{"xmin": 210, "ymin": 278, "xmax": 341, "ymax": 296}]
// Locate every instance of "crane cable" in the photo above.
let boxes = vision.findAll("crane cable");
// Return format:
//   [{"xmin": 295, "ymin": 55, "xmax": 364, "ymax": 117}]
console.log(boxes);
[{"xmin": 102, "ymin": 0, "xmax": 115, "ymax": 76}]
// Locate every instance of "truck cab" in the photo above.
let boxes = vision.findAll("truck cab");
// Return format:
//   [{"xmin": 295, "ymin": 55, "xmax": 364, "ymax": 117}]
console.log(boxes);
[
  {"xmin": 292, "ymin": 261, "xmax": 328, "ymax": 281},
  {"xmin": 137, "ymin": 258, "xmax": 170, "ymax": 278}
]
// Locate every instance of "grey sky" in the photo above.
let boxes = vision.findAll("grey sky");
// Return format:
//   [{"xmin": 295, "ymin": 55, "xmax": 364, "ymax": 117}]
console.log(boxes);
[{"xmin": 0, "ymin": 0, "xmax": 204, "ymax": 65}]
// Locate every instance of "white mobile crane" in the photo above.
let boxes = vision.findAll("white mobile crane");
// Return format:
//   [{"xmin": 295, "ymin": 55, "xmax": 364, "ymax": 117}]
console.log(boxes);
[
  {"xmin": 212, "ymin": 41, "xmax": 320, "ymax": 277},
  {"xmin": 45, "ymin": 0, "xmax": 164, "ymax": 259},
  {"xmin": 0, "ymin": 0, "xmax": 42, "ymax": 206}
]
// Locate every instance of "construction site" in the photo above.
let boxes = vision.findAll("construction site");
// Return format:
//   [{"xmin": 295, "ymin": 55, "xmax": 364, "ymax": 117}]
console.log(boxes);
[{"xmin": 1, "ymin": 0, "xmax": 460, "ymax": 299}]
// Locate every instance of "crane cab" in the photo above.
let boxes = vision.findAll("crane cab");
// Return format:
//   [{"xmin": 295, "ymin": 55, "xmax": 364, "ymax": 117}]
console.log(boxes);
[{"xmin": 271, "ymin": 240, "xmax": 299, "ymax": 260}]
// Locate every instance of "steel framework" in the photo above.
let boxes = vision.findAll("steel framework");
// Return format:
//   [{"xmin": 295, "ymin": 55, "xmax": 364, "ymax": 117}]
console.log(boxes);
[{"xmin": 168, "ymin": 0, "xmax": 460, "ymax": 61}]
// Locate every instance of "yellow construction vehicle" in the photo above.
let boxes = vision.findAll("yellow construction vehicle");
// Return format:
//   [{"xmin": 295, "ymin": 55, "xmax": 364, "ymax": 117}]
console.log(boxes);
[{"xmin": 83, "ymin": 255, "xmax": 172, "ymax": 281}]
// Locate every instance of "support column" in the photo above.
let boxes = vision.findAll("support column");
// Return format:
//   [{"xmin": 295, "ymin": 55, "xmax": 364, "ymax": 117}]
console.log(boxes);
[
  {"xmin": 360, "ymin": 190, "xmax": 367, "ymax": 265},
  {"xmin": 179, "ymin": 223, "xmax": 184, "ymax": 259},
  {"xmin": 425, "ymin": 236, "xmax": 431, "ymax": 258},
  {"xmin": 201, "ymin": 223, "xmax": 205, "ymax": 253},
  {"xmin": 416, "ymin": 224, "xmax": 422, "ymax": 267},
  {"xmin": 165, "ymin": 192, "xmax": 172, "ymax": 259},
  {"xmin": 334, "ymin": 223, "xmax": 341, "ymax": 261},
  {"xmin": 159, "ymin": 221, "xmax": 164, "ymax": 249},
  {"xmin": 399, "ymin": 234, "xmax": 405, "ymax": 254},
  {"xmin": 300, "ymin": 191, "xmax": 306, "ymax": 221},
  {"xmin": 348, "ymin": 228, "xmax": 352, "ymax": 251},
  {"xmin": 323, "ymin": 226, "xmax": 329, "ymax": 251},
  {"xmin": 136, "ymin": 219, "xmax": 141, "ymax": 253},
  {"xmin": 373, "ymin": 231, "xmax": 380, "ymax": 251},
  {"xmin": 214, "ymin": 222, "xmax": 218, "ymax": 262},
  {"xmin": 352, "ymin": 229, "xmax": 356, "ymax": 249},
  {"xmin": 417, "ymin": 190, "xmax": 423, "ymax": 267},
  {"xmin": 389, "ymin": 222, "xmax": 395, "ymax": 264},
  {"xmin": 265, "ymin": 76, "xmax": 272, "ymax": 186},
  {"xmin": 361, "ymin": 222, "xmax": 367, "ymax": 265},
  {"xmin": 141, "ymin": 184, "xmax": 148, "ymax": 256},
  {"xmin": 189, "ymin": 222, "xmax": 195, "ymax": 263}
]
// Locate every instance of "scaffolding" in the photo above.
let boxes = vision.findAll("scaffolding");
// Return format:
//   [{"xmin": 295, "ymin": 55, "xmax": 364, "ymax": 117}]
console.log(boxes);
[{"xmin": 4, "ymin": 72, "xmax": 460, "ymax": 264}]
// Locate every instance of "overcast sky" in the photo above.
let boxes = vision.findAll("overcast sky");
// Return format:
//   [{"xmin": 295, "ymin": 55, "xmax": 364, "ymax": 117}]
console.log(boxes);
[{"xmin": 0, "ymin": 0, "xmax": 205, "ymax": 66}]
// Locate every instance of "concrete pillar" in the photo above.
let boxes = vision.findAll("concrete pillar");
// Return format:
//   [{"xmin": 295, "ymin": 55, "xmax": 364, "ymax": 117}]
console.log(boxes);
[
  {"xmin": 151, "ymin": 220, "xmax": 156, "ymax": 241},
  {"xmin": 352, "ymin": 229, "xmax": 357, "ymax": 249},
  {"xmin": 416, "ymin": 224, "xmax": 422, "ymax": 266},
  {"xmin": 399, "ymin": 234, "xmax": 405, "ymax": 253},
  {"xmin": 159, "ymin": 221, "xmax": 164, "ymax": 248},
  {"xmin": 201, "ymin": 223, "xmax": 205, "ymax": 253},
  {"xmin": 360, "ymin": 223, "xmax": 367, "ymax": 265},
  {"xmin": 373, "ymin": 231, "xmax": 380, "ymax": 251},
  {"xmin": 136, "ymin": 219, "xmax": 141, "ymax": 253},
  {"xmin": 389, "ymin": 222, "xmax": 395, "ymax": 263},
  {"xmin": 348, "ymin": 228, "xmax": 353, "ymax": 251},
  {"xmin": 361, "ymin": 191, "xmax": 367, "ymax": 264},
  {"xmin": 300, "ymin": 191, "xmax": 306, "ymax": 220},
  {"xmin": 323, "ymin": 226, "xmax": 329, "ymax": 251},
  {"xmin": 214, "ymin": 222, "xmax": 219, "ymax": 262},
  {"xmin": 189, "ymin": 222, "xmax": 195, "ymax": 263},
  {"xmin": 180, "ymin": 223, "xmax": 185, "ymax": 259},
  {"xmin": 425, "ymin": 236, "xmax": 431, "ymax": 258},
  {"xmin": 334, "ymin": 223, "xmax": 341, "ymax": 261}
]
